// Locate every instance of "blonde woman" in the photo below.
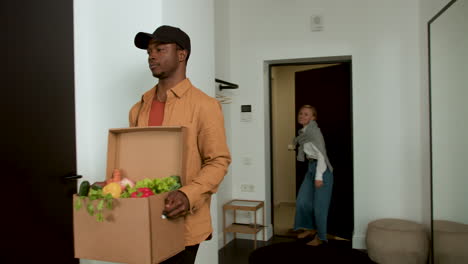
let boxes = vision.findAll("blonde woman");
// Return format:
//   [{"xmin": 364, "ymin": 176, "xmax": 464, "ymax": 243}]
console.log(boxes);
[{"xmin": 293, "ymin": 105, "xmax": 334, "ymax": 246}]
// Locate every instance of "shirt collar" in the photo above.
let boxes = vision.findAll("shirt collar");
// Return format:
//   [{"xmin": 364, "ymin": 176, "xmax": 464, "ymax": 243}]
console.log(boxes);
[
  {"xmin": 142, "ymin": 78, "xmax": 192, "ymax": 103},
  {"xmin": 170, "ymin": 78, "xmax": 191, "ymax": 98}
]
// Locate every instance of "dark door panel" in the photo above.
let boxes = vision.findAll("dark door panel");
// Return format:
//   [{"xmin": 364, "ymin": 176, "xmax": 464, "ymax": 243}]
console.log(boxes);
[
  {"xmin": 4, "ymin": 0, "xmax": 78, "ymax": 263},
  {"xmin": 295, "ymin": 63, "xmax": 354, "ymax": 241}
]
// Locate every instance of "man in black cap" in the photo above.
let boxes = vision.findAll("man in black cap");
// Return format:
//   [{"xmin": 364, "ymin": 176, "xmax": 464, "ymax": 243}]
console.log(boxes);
[
  {"xmin": 134, "ymin": 25, "xmax": 192, "ymax": 100},
  {"xmin": 130, "ymin": 25, "xmax": 231, "ymax": 263}
]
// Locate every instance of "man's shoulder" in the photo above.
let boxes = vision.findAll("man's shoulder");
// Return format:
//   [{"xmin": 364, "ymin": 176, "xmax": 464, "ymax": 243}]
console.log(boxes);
[
  {"xmin": 142, "ymin": 86, "xmax": 157, "ymax": 101},
  {"xmin": 129, "ymin": 86, "xmax": 155, "ymax": 113},
  {"xmin": 187, "ymin": 84, "xmax": 218, "ymax": 103}
]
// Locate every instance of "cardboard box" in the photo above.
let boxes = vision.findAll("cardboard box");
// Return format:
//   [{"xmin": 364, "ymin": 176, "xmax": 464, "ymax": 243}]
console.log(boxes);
[{"xmin": 74, "ymin": 127, "xmax": 187, "ymax": 264}]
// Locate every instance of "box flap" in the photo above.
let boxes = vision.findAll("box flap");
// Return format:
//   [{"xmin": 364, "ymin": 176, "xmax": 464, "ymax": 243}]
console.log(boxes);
[{"xmin": 106, "ymin": 127, "xmax": 185, "ymax": 182}]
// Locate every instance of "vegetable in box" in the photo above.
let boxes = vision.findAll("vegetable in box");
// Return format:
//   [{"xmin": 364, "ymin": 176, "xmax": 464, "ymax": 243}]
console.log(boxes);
[{"xmin": 75, "ymin": 170, "xmax": 181, "ymax": 222}]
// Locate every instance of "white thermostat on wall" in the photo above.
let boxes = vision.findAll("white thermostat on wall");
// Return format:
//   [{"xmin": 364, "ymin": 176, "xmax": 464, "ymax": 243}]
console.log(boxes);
[
  {"xmin": 311, "ymin": 14, "xmax": 324, "ymax": 32},
  {"xmin": 241, "ymin": 105, "xmax": 252, "ymax": 122}
]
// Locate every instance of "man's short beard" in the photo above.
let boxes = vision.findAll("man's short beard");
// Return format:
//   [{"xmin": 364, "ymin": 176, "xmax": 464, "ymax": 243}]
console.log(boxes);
[{"xmin": 153, "ymin": 71, "xmax": 166, "ymax": 79}]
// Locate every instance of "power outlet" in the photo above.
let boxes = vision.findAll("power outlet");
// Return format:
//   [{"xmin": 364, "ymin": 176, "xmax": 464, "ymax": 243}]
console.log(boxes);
[{"xmin": 240, "ymin": 184, "xmax": 255, "ymax": 192}]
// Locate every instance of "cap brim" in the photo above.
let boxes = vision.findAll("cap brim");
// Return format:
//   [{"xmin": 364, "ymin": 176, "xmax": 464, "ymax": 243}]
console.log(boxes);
[
  {"xmin": 134, "ymin": 32, "xmax": 176, "ymax": 49},
  {"xmin": 134, "ymin": 32, "xmax": 154, "ymax": 49}
]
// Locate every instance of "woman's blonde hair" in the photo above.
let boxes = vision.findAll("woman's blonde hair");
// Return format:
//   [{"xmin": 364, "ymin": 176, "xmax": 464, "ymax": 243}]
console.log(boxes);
[{"xmin": 299, "ymin": 105, "xmax": 317, "ymax": 118}]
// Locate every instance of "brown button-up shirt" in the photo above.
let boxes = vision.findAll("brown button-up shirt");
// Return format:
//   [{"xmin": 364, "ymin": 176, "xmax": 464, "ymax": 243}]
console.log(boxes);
[{"xmin": 129, "ymin": 78, "xmax": 231, "ymax": 246}]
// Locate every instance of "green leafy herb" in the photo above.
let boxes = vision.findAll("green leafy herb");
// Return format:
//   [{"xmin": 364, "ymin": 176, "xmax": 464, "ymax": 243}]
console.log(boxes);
[
  {"xmin": 74, "ymin": 196, "xmax": 83, "ymax": 210},
  {"xmin": 96, "ymin": 212, "xmax": 104, "ymax": 222},
  {"xmin": 97, "ymin": 199, "xmax": 104, "ymax": 211},
  {"xmin": 75, "ymin": 187, "xmax": 114, "ymax": 222},
  {"xmin": 86, "ymin": 203, "xmax": 95, "ymax": 216},
  {"xmin": 105, "ymin": 196, "xmax": 113, "ymax": 209}
]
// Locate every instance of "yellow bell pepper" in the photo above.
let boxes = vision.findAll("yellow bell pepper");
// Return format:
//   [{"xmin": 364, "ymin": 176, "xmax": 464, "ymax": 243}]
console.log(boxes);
[{"xmin": 102, "ymin": 182, "xmax": 122, "ymax": 198}]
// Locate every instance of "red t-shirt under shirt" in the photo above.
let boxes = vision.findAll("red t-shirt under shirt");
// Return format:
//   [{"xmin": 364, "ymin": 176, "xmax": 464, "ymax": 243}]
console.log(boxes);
[{"xmin": 148, "ymin": 99, "xmax": 165, "ymax": 126}]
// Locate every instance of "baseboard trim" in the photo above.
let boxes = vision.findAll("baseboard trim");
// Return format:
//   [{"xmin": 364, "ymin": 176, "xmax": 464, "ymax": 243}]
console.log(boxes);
[{"xmin": 352, "ymin": 234, "xmax": 366, "ymax": 249}]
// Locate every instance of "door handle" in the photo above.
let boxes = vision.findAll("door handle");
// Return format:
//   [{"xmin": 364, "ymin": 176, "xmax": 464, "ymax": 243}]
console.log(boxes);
[{"xmin": 63, "ymin": 174, "xmax": 83, "ymax": 181}]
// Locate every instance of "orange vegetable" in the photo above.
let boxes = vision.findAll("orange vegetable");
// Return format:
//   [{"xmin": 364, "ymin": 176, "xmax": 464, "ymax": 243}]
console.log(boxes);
[
  {"xmin": 112, "ymin": 169, "xmax": 122, "ymax": 182},
  {"xmin": 106, "ymin": 169, "xmax": 122, "ymax": 184}
]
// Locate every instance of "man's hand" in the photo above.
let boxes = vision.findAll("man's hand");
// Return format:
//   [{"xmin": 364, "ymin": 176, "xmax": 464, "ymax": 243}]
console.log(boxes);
[
  {"xmin": 315, "ymin": 180, "xmax": 323, "ymax": 189},
  {"xmin": 163, "ymin": 190, "xmax": 190, "ymax": 219}
]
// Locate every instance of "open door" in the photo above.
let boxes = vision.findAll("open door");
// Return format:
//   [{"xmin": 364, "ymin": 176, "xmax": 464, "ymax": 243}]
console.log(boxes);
[
  {"xmin": 295, "ymin": 63, "xmax": 353, "ymax": 240},
  {"xmin": 3, "ymin": 0, "xmax": 79, "ymax": 263}
]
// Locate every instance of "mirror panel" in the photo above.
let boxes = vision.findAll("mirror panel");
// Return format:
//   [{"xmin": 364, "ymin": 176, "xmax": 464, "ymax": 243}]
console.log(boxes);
[{"xmin": 429, "ymin": 0, "xmax": 468, "ymax": 262}]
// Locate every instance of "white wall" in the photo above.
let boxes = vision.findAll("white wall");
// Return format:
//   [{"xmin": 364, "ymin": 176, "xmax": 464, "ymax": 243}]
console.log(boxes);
[
  {"xmin": 74, "ymin": 0, "xmax": 218, "ymax": 263},
  {"xmin": 213, "ymin": 0, "xmax": 236, "ymax": 249},
  {"xmin": 214, "ymin": 0, "xmax": 441, "ymax": 249}
]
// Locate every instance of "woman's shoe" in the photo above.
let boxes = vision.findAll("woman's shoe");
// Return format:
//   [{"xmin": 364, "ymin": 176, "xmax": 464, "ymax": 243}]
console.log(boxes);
[
  {"xmin": 306, "ymin": 236, "xmax": 324, "ymax": 246},
  {"xmin": 297, "ymin": 230, "xmax": 316, "ymax": 239}
]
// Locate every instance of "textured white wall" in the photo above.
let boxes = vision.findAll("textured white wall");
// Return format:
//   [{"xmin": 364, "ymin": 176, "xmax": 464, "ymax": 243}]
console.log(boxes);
[
  {"xmin": 74, "ymin": 0, "xmax": 218, "ymax": 263},
  {"xmin": 215, "ymin": 0, "xmax": 433, "ymax": 249}
]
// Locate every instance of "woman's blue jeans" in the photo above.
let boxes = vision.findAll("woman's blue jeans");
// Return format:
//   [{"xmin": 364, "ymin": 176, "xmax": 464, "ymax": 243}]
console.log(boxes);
[{"xmin": 294, "ymin": 160, "xmax": 334, "ymax": 241}]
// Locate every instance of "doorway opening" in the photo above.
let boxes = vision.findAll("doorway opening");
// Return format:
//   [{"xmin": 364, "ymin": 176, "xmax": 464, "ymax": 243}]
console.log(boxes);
[{"xmin": 268, "ymin": 56, "xmax": 354, "ymax": 243}]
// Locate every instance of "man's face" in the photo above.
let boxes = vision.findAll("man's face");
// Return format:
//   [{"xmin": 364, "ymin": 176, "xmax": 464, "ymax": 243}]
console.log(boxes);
[{"xmin": 147, "ymin": 41, "xmax": 181, "ymax": 79}]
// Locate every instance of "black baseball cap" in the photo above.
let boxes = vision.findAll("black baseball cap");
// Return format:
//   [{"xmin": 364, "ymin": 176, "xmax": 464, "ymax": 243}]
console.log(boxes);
[{"xmin": 134, "ymin": 25, "xmax": 191, "ymax": 59}]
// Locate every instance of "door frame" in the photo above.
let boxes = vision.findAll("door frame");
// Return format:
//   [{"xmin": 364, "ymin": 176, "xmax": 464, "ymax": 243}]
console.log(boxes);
[{"xmin": 266, "ymin": 56, "xmax": 354, "ymax": 239}]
